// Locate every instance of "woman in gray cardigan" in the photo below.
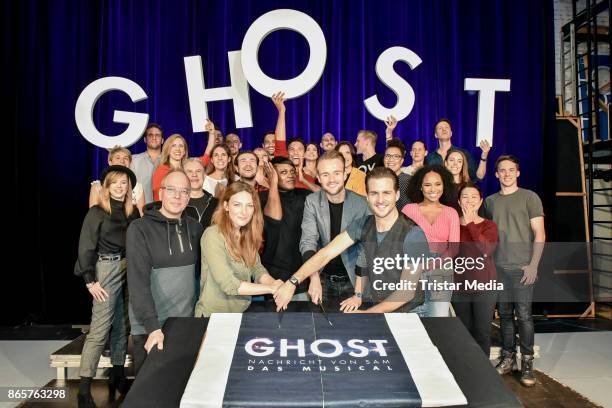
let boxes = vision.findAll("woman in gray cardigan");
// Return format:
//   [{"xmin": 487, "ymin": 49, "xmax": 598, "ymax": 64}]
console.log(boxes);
[{"xmin": 195, "ymin": 182, "xmax": 282, "ymax": 317}]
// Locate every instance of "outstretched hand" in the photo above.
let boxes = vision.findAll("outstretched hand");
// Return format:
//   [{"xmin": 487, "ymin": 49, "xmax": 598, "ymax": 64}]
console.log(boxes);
[
  {"xmin": 271, "ymin": 92, "xmax": 286, "ymax": 113},
  {"xmin": 263, "ymin": 161, "xmax": 278, "ymax": 187},
  {"xmin": 479, "ymin": 140, "xmax": 491, "ymax": 159},
  {"xmin": 273, "ymin": 281, "xmax": 296, "ymax": 312},
  {"xmin": 205, "ymin": 118, "xmax": 215, "ymax": 133},
  {"xmin": 385, "ymin": 115, "xmax": 398, "ymax": 132}
]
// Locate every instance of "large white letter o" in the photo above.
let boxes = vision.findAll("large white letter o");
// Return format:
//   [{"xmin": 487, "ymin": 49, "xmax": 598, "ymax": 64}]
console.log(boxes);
[{"xmin": 241, "ymin": 9, "xmax": 326, "ymax": 99}]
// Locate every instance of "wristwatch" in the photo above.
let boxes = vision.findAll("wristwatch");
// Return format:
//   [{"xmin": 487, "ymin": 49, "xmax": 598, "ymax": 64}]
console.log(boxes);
[
  {"xmin": 289, "ymin": 275, "xmax": 300, "ymax": 286},
  {"xmin": 86, "ymin": 282, "xmax": 95, "ymax": 289},
  {"xmin": 355, "ymin": 292, "xmax": 363, "ymax": 299}
]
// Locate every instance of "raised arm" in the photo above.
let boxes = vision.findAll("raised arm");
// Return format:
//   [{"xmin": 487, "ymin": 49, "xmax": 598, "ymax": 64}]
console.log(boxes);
[
  {"xmin": 262, "ymin": 162, "xmax": 282, "ymax": 220},
  {"xmin": 200, "ymin": 119, "xmax": 217, "ymax": 166},
  {"xmin": 272, "ymin": 92, "xmax": 286, "ymax": 142},
  {"xmin": 476, "ymin": 140, "xmax": 490, "ymax": 180},
  {"xmin": 384, "ymin": 115, "xmax": 398, "ymax": 143},
  {"xmin": 272, "ymin": 92, "xmax": 288, "ymax": 158}
]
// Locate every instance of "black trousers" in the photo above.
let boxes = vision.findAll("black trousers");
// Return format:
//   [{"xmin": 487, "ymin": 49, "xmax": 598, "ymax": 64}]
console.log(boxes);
[
  {"xmin": 452, "ymin": 290, "xmax": 497, "ymax": 356},
  {"xmin": 131, "ymin": 334, "xmax": 148, "ymax": 376}
]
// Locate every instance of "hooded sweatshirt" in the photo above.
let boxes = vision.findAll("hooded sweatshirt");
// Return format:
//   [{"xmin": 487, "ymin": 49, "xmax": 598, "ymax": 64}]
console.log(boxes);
[{"xmin": 127, "ymin": 206, "xmax": 204, "ymax": 335}]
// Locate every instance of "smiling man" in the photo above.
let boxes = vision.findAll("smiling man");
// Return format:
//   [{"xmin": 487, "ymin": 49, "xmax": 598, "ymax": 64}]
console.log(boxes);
[
  {"xmin": 299, "ymin": 150, "xmax": 370, "ymax": 309},
  {"xmin": 275, "ymin": 167, "xmax": 429, "ymax": 313},
  {"xmin": 485, "ymin": 154, "xmax": 545, "ymax": 387},
  {"xmin": 320, "ymin": 132, "xmax": 337, "ymax": 152}
]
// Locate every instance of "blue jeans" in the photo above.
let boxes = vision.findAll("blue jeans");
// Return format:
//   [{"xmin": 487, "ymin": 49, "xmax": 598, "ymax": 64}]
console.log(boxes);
[
  {"xmin": 411, "ymin": 268, "xmax": 453, "ymax": 317},
  {"xmin": 497, "ymin": 267, "xmax": 534, "ymax": 356}
]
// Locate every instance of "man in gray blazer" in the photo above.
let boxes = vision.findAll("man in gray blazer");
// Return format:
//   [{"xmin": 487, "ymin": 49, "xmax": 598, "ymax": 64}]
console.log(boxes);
[{"xmin": 300, "ymin": 150, "xmax": 370, "ymax": 309}]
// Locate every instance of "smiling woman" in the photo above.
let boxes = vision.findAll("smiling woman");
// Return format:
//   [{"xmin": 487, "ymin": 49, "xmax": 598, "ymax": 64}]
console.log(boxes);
[
  {"xmin": 73, "ymin": 165, "xmax": 141, "ymax": 406},
  {"xmin": 151, "ymin": 134, "xmax": 189, "ymax": 201},
  {"xmin": 402, "ymin": 165, "xmax": 460, "ymax": 317},
  {"xmin": 195, "ymin": 182, "xmax": 283, "ymax": 317}
]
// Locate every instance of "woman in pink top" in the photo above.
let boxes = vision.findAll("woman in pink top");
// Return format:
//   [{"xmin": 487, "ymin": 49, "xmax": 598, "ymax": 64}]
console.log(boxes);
[{"xmin": 403, "ymin": 164, "xmax": 459, "ymax": 317}]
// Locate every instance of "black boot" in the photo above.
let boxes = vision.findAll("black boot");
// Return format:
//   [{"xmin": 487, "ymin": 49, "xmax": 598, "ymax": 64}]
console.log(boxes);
[
  {"xmin": 520, "ymin": 355, "xmax": 536, "ymax": 387},
  {"xmin": 108, "ymin": 365, "xmax": 129, "ymax": 401},
  {"xmin": 78, "ymin": 377, "xmax": 97, "ymax": 408},
  {"xmin": 495, "ymin": 350, "xmax": 517, "ymax": 375}
]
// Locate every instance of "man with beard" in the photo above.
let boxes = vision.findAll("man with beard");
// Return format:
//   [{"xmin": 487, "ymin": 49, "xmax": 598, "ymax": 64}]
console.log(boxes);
[
  {"xmin": 425, "ymin": 118, "xmax": 490, "ymax": 181},
  {"xmin": 225, "ymin": 133, "xmax": 242, "ymax": 163},
  {"xmin": 274, "ymin": 167, "xmax": 428, "ymax": 313},
  {"xmin": 300, "ymin": 150, "xmax": 369, "ymax": 308},
  {"xmin": 320, "ymin": 132, "xmax": 337, "ymax": 152},
  {"xmin": 131, "ymin": 123, "xmax": 164, "ymax": 204},
  {"xmin": 262, "ymin": 131, "xmax": 276, "ymax": 158},
  {"xmin": 259, "ymin": 157, "xmax": 311, "ymax": 300},
  {"xmin": 235, "ymin": 150, "xmax": 267, "ymax": 192}
]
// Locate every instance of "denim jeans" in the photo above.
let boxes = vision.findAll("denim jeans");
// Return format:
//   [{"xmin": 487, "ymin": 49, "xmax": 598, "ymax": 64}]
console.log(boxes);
[
  {"xmin": 321, "ymin": 275, "xmax": 354, "ymax": 310},
  {"xmin": 412, "ymin": 268, "xmax": 453, "ymax": 317},
  {"xmin": 79, "ymin": 257, "xmax": 128, "ymax": 377},
  {"xmin": 497, "ymin": 267, "xmax": 534, "ymax": 356}
]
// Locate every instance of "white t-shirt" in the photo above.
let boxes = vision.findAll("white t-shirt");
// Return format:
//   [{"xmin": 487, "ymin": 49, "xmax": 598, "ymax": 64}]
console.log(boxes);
[{"xmin": 202, "ymin": 176, "xmax": 228, "ymax": 196}]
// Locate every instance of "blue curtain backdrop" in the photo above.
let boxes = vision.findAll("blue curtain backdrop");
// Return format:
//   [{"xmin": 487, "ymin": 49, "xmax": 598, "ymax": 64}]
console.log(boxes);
[{"xmin": 4, "ymin": 0, "xmax": 555, "ymax": 324}]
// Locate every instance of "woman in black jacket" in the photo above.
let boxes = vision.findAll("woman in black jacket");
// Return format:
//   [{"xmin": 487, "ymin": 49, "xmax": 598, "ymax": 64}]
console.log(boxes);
[{"xmin": 74, "ymin": 165, "xmax": 140, "ymax": 408}]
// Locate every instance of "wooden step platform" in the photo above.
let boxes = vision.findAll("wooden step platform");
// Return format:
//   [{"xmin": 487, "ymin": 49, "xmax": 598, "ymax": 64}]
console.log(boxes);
[{"xmin": 50, "ymin": 334, "xmax": 132, "ymax": 380}]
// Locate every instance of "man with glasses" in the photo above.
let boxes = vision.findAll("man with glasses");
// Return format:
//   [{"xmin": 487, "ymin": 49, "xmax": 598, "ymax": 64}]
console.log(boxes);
[
  {"xmin": 127, "ymin": 169, "xmax": 204, "ymax": 375},
  {"xmin": 131, "ymin": 123, "xmax": 164, "ymax": 204},
  {"xmin": 383, "ymin": 139, "xmax": 411, "ymax": 210}
]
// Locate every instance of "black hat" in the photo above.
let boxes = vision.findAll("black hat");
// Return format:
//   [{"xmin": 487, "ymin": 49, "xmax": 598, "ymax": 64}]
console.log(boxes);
[{"xmin": 99, "ymin": 165, "xmax": 137, "ymax": 187}]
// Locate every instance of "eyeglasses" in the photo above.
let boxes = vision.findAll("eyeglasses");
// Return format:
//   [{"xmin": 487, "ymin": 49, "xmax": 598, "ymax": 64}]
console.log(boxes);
[
  {"xmin": 385, "ymin": 154, "xmax": 403, "ymax": 160},
  {"xmin": 161, "ymin": 186, "xmax": 190, "ymax": 198}
]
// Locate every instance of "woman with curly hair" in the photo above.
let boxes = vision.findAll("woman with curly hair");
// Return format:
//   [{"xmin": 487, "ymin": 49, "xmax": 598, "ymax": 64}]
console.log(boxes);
[
  {"xmin": 403, "ymin": 165, "xmax": 460, "ymax": 317},
  {"xmin": 195, "ymin": 182, "xmax": 283, "ymax": 317}
]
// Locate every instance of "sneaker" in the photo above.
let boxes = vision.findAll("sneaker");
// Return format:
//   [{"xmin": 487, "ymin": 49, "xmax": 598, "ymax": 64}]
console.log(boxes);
[
  {"xmin": 520, "ymin": 355, "xmax": 536, "ymax": 387},
  {"xmin": 495, "ymin": 350, "xmax": 517, "ymax": 375}
]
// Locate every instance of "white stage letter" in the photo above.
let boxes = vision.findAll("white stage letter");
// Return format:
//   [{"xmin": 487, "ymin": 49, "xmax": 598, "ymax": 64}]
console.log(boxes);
[
  {"xmin": 74, "ymin": 77, "xmax": 149, "ymax": 148},
  {"xmin": 241, "ymin": 9, "xmax": 327, "ymax": 98},
  {"xmin": 364, "ymin": 46, "xmax": 422, "ymax": 121},
  {"xmin": 464, "ymin": 78, "xmax": 511, "ymax": 146},
  {"xmin": 184, "ymin": 53, "xmax": 252, "ymax": 131}
]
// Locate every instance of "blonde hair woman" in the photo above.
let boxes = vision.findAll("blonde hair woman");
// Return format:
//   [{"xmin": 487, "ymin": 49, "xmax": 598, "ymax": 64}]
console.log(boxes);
[
  {"xmin": 75, "ymin": 166, "xmax": 140, "ymax": 406},
  {"xmin": 89, "ymin": 146, "xmax": 145, "ymax": 215},
  {"xmin": 151, "ymin": 134, "xmax": 188, "ymax": 200}
]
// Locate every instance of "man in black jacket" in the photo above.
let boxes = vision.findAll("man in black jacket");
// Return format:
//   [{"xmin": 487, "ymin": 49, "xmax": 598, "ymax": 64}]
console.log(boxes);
[{"xmin": 127, "ymin": 169, "xmax": 204, "ymax": 374}]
